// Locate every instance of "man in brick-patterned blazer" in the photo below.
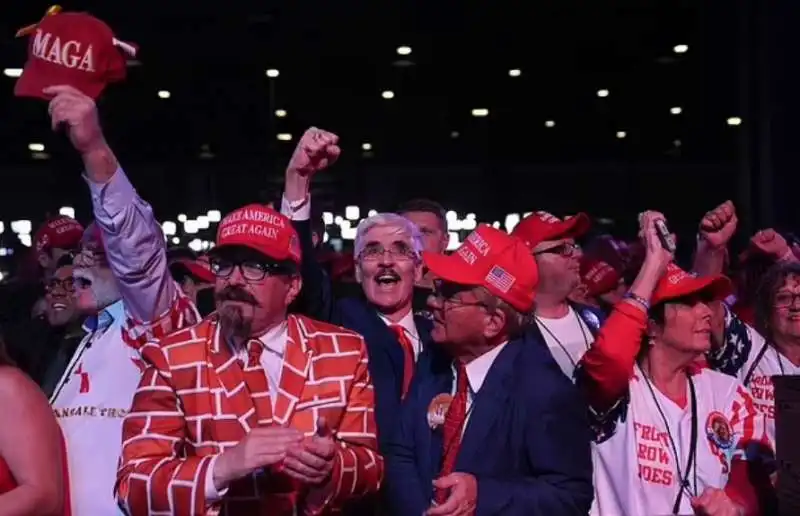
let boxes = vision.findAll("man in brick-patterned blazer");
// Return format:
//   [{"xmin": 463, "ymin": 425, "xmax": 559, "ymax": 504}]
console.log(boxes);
[{"xmin": 115, "ymin": 204, "xmax": 383, "ymax": 515}]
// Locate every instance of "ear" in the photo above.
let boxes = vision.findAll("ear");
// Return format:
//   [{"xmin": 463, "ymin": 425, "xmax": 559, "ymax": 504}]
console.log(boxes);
[
  {"xmin": 645, "ymin": 317, "xmax": 661, "ymax": 341},
  {"xmin": 285, "ymin": 276, "xmax": 303, "ymax": 306},
  {"xmin": 413, "ymin": 260, "xmax": 424, "ymax": 283},
  {"xmin": 354, "ymin": 261, "xmax": 363, "ymax": 284},
  {"xmin": 37, "ymin": 252, "xmax": 51, "ymax": 270},
  {"xmin": 311, "ymin": 231, "xmax": 321, "ymax": 248},
  {"xmin": 482, "ymin": 306, "xmax": 508, "ymax": 340}
]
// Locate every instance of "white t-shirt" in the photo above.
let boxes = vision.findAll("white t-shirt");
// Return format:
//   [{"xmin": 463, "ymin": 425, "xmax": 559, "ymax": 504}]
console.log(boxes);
[
  {"xmin": 51, "ymin": 300, "xmax": 143, "ymax": 515},
  {"xmin": 536, "ymin": 307, "xmax": 595, "ymax": 378},
  {"xmin": 590, "ymin": 366, "xmax": 767, "ymax": 516},
  {"xmin": 708, "ymin": 306, "xmax": 800, "ymax": 445}
]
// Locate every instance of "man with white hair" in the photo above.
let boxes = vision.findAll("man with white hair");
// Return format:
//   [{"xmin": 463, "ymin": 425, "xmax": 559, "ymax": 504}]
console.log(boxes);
[{"xmin": 281, "ymin": 129, "xmax": 433, "ymax": 458}]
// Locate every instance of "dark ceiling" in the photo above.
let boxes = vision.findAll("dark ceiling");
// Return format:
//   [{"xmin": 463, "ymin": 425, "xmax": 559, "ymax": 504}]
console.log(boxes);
[{"xmin": 0, "ymin": 0, "xmax": 748, "ymax": 227}]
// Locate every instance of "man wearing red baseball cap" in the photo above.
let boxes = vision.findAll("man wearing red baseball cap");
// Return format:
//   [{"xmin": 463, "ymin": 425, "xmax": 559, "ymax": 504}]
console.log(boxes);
[
  {"xmin": 386, "ymin": 225, "xmax": 593, "ymax": 515},
  {"xmin": 169, "ymin": 255, "xmax": 217, "ymax": 316},
  {"xmin": 33, "ymin": 215, "xmax": 84, "ymax": 277},
  {"xmin": 574, "ymin": 257, "xmax": 626, "ymax": 314},
  {"xmin": 512, "ymin": 211, "xmax": 605, "ymax": 379},
  {"xmin": 117, "ymin": 204, "xmax": 382, "ymax": 515},
  {"xmin": 45, "ymin": 84, "xmax": 200, "ymax": 515}
]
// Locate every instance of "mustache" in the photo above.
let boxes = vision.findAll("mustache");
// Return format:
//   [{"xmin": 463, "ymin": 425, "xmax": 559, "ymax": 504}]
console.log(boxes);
[
  {"xmin": 375, "ymin": 267, "xmax": 401, "ymax": 279},
  {"xmin": 215, "ymin": 286, "xmax": 260, "ymax": 306}
]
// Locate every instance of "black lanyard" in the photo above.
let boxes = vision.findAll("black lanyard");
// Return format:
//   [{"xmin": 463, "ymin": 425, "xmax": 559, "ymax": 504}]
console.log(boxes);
[
  {"xmin": 535, "ymin": 311, "xmax": 590, "ymax": 369},
  {"xmin": 641, "ymin": 368, "xmax": 698, "ymax": 514}
]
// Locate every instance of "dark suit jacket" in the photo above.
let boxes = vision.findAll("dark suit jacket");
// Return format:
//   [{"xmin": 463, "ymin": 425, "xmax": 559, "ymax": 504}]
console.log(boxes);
[
  {"xmin": 385, "ymin": 333, "xmax": 594, "ymax": 516},
  {"xmin": 291, "ymin": 220, "xmax": 434, "ymax": 450}
]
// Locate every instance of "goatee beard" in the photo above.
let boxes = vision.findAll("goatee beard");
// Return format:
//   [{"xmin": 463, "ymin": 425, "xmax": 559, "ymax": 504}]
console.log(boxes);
[{"xmin": 219, "ymin": 304, "xmax": 253, "ymax": 346}]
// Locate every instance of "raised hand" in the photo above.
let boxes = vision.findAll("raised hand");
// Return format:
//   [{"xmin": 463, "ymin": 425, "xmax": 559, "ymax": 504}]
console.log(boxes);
[
  {"xmin": 699, "ymin": 201, "xmax": 738, "ymax": 249},
  {"xmin": 750, "ymin": 228, "xmax": 794, "ymax": 262},
  {"xmin": 638, "ymin": 211, "xmax": 675, "ymax": 277},
  {"xmin": 44, "ymin": 85, "xmax": 106, "ymax": 154},
  {"xmin": 287, "ymin": 127, "xmax": 341, "ymax": 177}
]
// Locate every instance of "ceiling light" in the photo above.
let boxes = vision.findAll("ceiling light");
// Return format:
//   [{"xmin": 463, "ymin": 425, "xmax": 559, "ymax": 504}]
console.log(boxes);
[
  {"xmin": 471, "ymin": 108, "xmax": 489, "ymax": 117},
  {"xmin": 545, "ymin": 120, "xmax": 555, "ymax": 128},
  {"xmin": 28, "ymin": 143, "xmax": 44, "ymax": 152},
  {"xmin": 616, "ymin": 131, "xmax": 627, "ymax": 139},
  {"xmin": 207, "ymin": 210, "xmax": 221, "ymax": 222},
  {"xmin": 266, "ymin": 69, "xmax": 280, "ymax": 78},
  {"xmin": 361, "ymin": 143, "xmax": 372, "ymax": 151},
  {"xmin": 597, "ymin": 89, "xmax": 610, "ymax": 98},
  {"xmin": 381, "ymin": 90, "xmax": 395, "ymax": 99},
  {"xmin": 171, "ymin": 237, "xmax": 180, "ymax": 245},
  {"xmin": 157, "ymin": 90, "xmax": 171, "ymax": 99},
  {"xmin": 508, "ymin": 69, "xmax": 521, "ymax": 77},
  {"xmin": 275, "ymin": 109, "xmax": 287, "ymax": 117},
  {"xmin": 277, "ymin": 133, "xmax": 292, "ymax": 141},
  {"xmin": 3, "ymin": 68, "xmax": 22, "ymax": 78},
  {"xmin": 673, "ymin": 44, "xmax": 689, "ymax": 54},
  {"xmin": 727, "ymin": 117, "xmax": 742, "ymax": 126},
  {"xmin": 59, "ymin": 206, "xmax": 75, "ymax": 218},
  {"xmin": 396, "ymin": 46, "xmax": 412, "ymax": 56},
  {"xmin": 450, "ymin": 131, "xmax": 460, "ymax": 138},
  {"xmin": 670, "ymin": 107, "xmax": 682, "ymax": 115}
]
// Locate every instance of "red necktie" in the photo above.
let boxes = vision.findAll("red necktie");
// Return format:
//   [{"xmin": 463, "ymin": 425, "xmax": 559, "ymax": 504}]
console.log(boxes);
[
  {"xmin": 390, "ymin": 324, "xmax": 415, "ymax": 398},
  {"xmin": 434, "ymin": 362, "xmax": 469, "ymax": 504},
  {"xmin": 242, "ymin": 339, "xmax": 273, "ymax": 424}
]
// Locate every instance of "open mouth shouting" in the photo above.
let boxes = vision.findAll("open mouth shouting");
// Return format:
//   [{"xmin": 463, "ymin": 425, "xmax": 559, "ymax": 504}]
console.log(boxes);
[{"xmin": 374, "ymin": 269, "xmax": 402, "ymax": 291}]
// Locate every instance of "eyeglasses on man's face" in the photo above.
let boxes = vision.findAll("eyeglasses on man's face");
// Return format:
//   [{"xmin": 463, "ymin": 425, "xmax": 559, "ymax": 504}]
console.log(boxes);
[
  {"xmin": 358, "ymin": 242, "xmax": 418, "ymax": 262},
  {"xmin": 209, "ymin": 257, "xmax": 294, "ymax": 282},
  {"xmin": 534, "ymin": 242, "xmax": 580, "ymax": 258}
]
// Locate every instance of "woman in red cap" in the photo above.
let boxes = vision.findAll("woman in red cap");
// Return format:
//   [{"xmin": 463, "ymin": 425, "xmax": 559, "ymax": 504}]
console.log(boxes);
[
  {"xmin": 0, "ymin": 337, "xmax": 67, "ymax": 515},
  {"xmin": 578, "ymin": 211, "xmax": 771, "ymax": 516}
]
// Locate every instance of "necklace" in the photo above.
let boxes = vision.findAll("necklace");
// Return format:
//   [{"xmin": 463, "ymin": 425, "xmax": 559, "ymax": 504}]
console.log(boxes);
[
  {"xmin": 638, "ymin": 363, "xmax": 699, "ymax": 514},
  {"xmin": 535, "ymin": 309, "xmax": 590, "ymax": 369}
]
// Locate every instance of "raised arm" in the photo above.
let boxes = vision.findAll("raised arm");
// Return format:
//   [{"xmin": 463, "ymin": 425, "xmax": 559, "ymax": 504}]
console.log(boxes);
[
  {"xmin": 281, "ymin": 128, "xmax": 341, "ymax": 322},
  {"xmin": 45, "ymin": 85, "xmax": 177, "ymax": 323},
  {"xmin": 577, "ymin": 211, "xmax": 672, "ymax": 412}
]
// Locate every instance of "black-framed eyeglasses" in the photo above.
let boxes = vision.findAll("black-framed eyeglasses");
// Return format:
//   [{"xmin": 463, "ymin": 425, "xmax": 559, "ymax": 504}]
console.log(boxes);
[
  {"xmin": 45, "ymin": 277, "xmax": 76, "ymax": 293},
  {"xmin": 775, "ymin": 292, "xmax": 800, "ymax": 309},
  {"xmin": 358, "ymin": 242, "xmax": 418, "ymax": 262},
  {"xmin": 209, "ymin": 257, "xmax": 295, "ymax": 282},
  {"xmin": 534, "ymin": 242, "xmax": 580, "ymax": 257}
]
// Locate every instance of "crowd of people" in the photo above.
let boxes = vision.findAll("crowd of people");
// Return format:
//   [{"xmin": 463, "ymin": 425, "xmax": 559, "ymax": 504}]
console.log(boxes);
[{"xmin": 0, "ymin": 82, "xmax": 797, "ymax": 516}]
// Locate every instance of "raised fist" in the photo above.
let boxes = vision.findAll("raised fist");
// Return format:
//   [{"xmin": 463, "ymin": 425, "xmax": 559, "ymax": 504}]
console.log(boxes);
[
  {"xmin": 288, "ymin": 127, "xmax": 341, "ymax": 177},
  {"xmin": 699, "ymin": 200, "xmax": 737, "ymax": 249},
  {"xmin": 44, "ymin": 85, "xmax": 106, "ymax": 155},
  {"xmin": 750, "ymin": 228, "xmax": 792, "ymax": 261}
]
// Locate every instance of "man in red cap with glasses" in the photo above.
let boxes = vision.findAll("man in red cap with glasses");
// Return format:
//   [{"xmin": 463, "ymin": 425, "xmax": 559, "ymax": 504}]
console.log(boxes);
[
  {"xmin": 512, "ymin": 212, "xmax": 605, "ymax": 379},
  {"xmin": 386, "ymin": 225, "xmax": 592, "ymax": 515},
  {"xmin": 44, "ymin": 84, "xmax": 200, "ymax": 515},
  {"xmin": 116, "ymin": 204, "xmax": 382, "ymax": 515}
]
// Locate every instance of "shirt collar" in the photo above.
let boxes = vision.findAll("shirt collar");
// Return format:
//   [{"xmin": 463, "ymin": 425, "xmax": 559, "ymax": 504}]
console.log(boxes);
[
  {"xmin": 456, "ymin": 341, "xmax": 509, "ymax": 394},
  {"xmin": 380, "ymin": 310, "xmax": 419, "ymax": 340},
  {"xmin": 82, "ymin": 299, "xmax": 124, "ymax": 333},
  {"xmin": 257, "ymin": 321, "xmax": 289, "ymax": 356}
]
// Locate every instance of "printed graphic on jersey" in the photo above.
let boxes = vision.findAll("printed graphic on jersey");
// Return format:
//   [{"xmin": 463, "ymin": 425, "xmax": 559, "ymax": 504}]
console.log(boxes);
[
  {"xmin": 427, "ymin": 393, "xmax": 452, "ymax": 430},
  {"xmin": 633, "ymin": 421, "xmax": 675, "ymax": 487},
  {"xmin": 705, "ymin": 411, "xmax": 734, "ymax": 449},
  {"xmin": 74, "ymin": 363, "xmax": 90, "ymax": 393}
]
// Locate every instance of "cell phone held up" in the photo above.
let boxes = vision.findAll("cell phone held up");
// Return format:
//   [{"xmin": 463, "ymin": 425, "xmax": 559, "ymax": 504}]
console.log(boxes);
[{"xmin": 639, "ymin": 213, "xmax": 676, "ymax": 253}]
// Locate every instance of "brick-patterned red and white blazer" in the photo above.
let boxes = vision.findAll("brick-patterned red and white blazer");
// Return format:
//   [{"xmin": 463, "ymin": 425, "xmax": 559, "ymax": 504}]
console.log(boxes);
[{"xmin": 115, "ymin": 313, "xmax": 383, "ymax": 516}]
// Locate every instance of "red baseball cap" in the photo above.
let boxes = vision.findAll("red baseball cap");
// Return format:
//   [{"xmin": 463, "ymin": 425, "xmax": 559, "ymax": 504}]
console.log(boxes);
[
  {"xmin": 580, "ymin": 258, "xmax": 621, "ymax": 297},
  {"xmin": 213, "ymin": 204, "xmax": 301, "ymax": 265},
  {"xmin": 651, "ymin": 263, "xmax": 732, "ymax": 306},
  {"xmin": 14, "ymin": 8, "xmax": 136, "ymax": 100},
  {"xmin": 512, "ymin": 211, "xmax": 591, "ymax": 250},
  {"xmin": 34, "ymin": 215, "xmax": 84, "ymax": 255},
  {"xmin": 423, "ymin": 225, "xmax": 538, "ymax": 312}
]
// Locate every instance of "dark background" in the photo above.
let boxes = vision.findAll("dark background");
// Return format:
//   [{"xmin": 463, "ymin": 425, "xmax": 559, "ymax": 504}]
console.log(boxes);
[{"xmin": 0, "ymin": 0, "xmax": 797, "ymax": 251}]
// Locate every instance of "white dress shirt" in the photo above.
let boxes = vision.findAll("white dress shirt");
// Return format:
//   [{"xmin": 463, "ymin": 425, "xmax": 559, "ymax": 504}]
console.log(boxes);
[
  {"xmin": 379, "ymin": 311, "xmax": 423, "ymax": 361},
  {"xmin": 205, "ymin": 322, "xmax": 289, "ymax": 502},
  {"xmin": 454, "ymin": 341, "xmax": 508, "ymax": 432}
]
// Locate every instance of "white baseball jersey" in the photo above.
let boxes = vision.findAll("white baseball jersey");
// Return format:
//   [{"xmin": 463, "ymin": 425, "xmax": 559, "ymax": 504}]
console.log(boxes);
[
  {"xmin": 707, "ymin": 306, "xmax": 799, "ymax": 445},
  {"xmin": 590, "ymin": 365, "xmax": 768, "ymax": 516}
]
